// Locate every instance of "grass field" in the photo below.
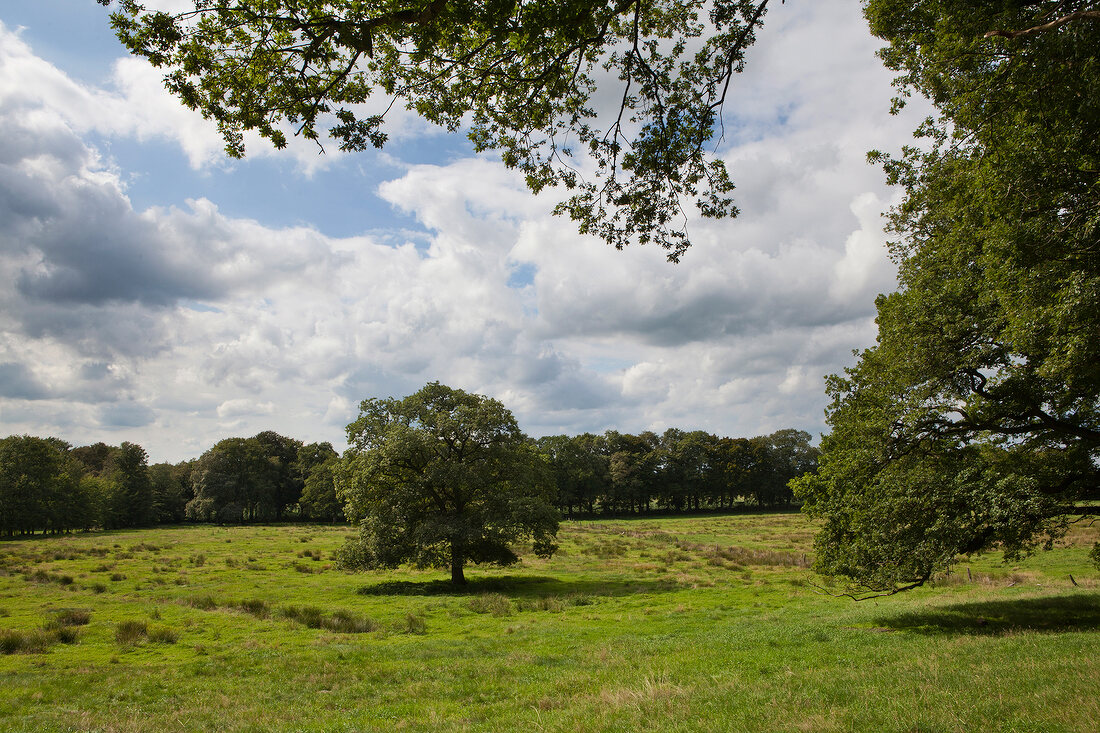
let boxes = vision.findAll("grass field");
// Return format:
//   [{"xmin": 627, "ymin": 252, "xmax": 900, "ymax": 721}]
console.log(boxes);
[{"xmin": 1, "ymin": 512, "xmax": 1098, "ymax": 732}]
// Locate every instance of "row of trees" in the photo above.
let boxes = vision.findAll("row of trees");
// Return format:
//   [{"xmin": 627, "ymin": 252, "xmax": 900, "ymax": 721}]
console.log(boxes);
[
  {"xmin": 0, "ymin": 417, "xmax": 815, "ymax": 538},
  {"xmin": 0, "ymin": 436, "xmax": 154, "ymax": 536},
  {"xmin": 537, "ymin": 428, "xmax": 817, "ymax": 516},
  {"xmin": 185, "ymin": 432, "xmax": 340, "ymax": 524},
  {"xmin": 0, "ymin": 432, "xmax": 343, "ymax": 537}
]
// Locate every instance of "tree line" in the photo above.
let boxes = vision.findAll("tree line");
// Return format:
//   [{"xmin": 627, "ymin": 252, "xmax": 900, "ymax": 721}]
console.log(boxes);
[
  {"xmin": 537, "ymin": 428, "xmax": 817, "ymax": 517},
  {"xmin": 0, "ymin": 423, "xmax": 815, "ymax": 537},
  {"xmin": 0, "ymin": 433, "xmax": 342, "ymax": 537}
]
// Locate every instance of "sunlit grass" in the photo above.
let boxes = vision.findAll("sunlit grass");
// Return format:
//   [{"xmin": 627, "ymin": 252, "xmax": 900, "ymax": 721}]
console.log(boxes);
[{"xmin": 0, "ymin": 515, "xmax": 1097, "ymax": 731}]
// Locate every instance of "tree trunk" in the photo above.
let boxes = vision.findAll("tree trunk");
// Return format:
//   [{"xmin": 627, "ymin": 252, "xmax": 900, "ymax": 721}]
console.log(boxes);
[{"xmin": 450, "ymin": 546, "xmax": 466, "ymax": 585}]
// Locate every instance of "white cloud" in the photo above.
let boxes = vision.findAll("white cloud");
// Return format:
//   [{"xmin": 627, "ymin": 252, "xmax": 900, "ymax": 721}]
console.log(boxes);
[{"xmin": 0, "ymin": 1, "xmax": 933, "ymax": 461}]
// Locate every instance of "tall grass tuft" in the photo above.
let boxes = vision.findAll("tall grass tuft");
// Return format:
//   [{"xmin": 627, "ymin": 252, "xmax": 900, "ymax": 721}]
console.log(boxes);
[
  {"xmin": 401, "ymin": 613, "xmax": 427, "ymax": 635},
  {"xmin": 279, "ymin": 605, "xmax": 378, "ymax": 633},
  {"xmin": 49, "ymin": 609, "xmax": 91, "ymax": 627},
  {"xmin": 0, "ymin": 629, "xmax": 53, "ymax": 654},
  {"xmin": 186, "ymin": 595, "xmax": 218, "ymax": 610},
  {"xmin": 469, "ymin": 593, "xmax": 513, "ymax": 616},
  {"xmin": 115, "ymin": 620, "xmax": 149, "ymax": 646},
  {"xmin": 237, "ymin": 599, "xmax": 270, "ymax": 618}
]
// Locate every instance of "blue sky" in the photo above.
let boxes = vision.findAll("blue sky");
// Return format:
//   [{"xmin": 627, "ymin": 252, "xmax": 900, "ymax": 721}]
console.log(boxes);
[{"xmin": 0, "ymin": 1, "xmax": 930, "ymax": 462}]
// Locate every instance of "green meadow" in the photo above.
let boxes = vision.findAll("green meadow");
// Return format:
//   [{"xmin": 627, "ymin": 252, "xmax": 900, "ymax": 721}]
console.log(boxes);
[{"xmin": 1, "ymin": 513, "xmax": 1097, "ymax": 732}]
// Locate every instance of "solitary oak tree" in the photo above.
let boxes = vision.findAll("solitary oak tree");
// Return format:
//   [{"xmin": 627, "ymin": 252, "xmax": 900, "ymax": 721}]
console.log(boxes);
[
  {"xmin": 336, "ymin": 382, "xmax": 558, "ymax": 585},
  {"xmin": 99, "ymin": 0, "xmax": 775, "ymax": 260}
]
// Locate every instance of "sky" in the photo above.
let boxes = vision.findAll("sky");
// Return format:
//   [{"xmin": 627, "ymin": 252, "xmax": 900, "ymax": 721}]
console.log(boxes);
[{"xmin": 0, "ymin": 0, "xmax": 931, "ymax": 463}]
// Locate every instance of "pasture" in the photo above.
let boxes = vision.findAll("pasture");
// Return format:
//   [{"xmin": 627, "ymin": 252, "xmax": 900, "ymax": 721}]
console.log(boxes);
[{"xmin": 0, "ymin": 513, "xmax": 1098, "ymax": 732}]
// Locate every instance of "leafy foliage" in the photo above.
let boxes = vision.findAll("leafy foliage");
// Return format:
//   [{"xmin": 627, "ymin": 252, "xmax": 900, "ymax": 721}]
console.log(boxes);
[
  {"xmin": 336, "ymin": 382, "xmax": 558, "ymax": 584},
  {"xmin": 187, "ymin": 432, "xmax": 304, "ymax": 522},
  {"xmin": 99, "ymin": 0, "xmax": 776, "ymax": 260},
  {"xmin": 796, "ymin": 0, "xmax": 1100, "ymax": 596},
  {"xmin": 296, "ymin": 442, "xmax": 343, "ymax": 522},
  {"xmin": 537, "ymin": 428, "xmax": 817, "ymax": 515},
  {"xmin": 0, "ymin": 436, "xmax": 91, "ymax": 536}
]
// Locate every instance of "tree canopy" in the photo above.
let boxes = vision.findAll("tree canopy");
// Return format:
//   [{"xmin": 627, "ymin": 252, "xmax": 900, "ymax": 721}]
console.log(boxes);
[
  {"xmin": 99, "ymin": 0, "xmax": 776, "ymax": 260},
  {"xmin": 187, "ymin": 432, "xmax": 305, "ymax": 522},
  {"xmin": 336, "ymin": 382, "xmax": 558, "ymax": 584},
  {"xmin": 795, "ymin": 0, "xmax": 1100, "ymax": 596}
]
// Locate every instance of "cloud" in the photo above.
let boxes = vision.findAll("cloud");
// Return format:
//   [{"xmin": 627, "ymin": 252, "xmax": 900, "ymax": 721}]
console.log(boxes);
[
  {"xmin": 0, "ymin": 362, "xmax": 50, "ymax": 400},
  {"xmin": 217, "ymin": 399, "xmax": 276, "ymax": 419},
  {"xmin": 98, "ymin": 402, "xmax": 156, "ymax": 429},
  {"xmin": 0, "ymin": 1, "xmax": 932, "ymax": 461}
]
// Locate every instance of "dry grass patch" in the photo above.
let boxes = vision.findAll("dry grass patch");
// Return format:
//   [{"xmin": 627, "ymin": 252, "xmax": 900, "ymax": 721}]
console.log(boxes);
[
  {"xmin": 468, "ymin": 593, "xmax": 512, "ymax": 616},
  {"xmin": 597, "ymin": 674, "xmax": 688, "ymax": 709}
]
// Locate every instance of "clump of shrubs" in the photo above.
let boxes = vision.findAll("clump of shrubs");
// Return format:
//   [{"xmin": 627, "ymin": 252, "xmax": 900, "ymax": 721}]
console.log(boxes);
[
  {"xmin": 48, "ymin": 609, "xmax": 91, "ymax": 628},
  {"xmin": 26, "ymin": 569, "xmax": 75, "ymax": 586}
]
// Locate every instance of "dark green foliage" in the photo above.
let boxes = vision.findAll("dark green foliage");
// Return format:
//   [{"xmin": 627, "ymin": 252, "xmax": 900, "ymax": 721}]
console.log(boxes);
[
  {"xmin": 102, "ymin": 442, "xmax": 155, "ymax": 529},
  {"xmin": 296, "ymin": 442, "xmax": 343, "ymax": 522},
  {"xmin": 536, "ymin": 428, "xmax": 817, "ymax": 516},
  {"xmin": 149, "ymin": 461, "xmax": 193, "ymax": 523},
  {"xmin": 0, "ymin": 435, "xmax": 89, "ymax": 536},
  {"xmin": 797, "ymin": 0, "xmax": 1100, "ymax": 595},
  {"xmin": 187, "ymin": 432, "xmax": 304, "ymax": 523},
  {"xmin": 70, "ymin": 443, "xmax": 112, "ymax": 476},
  {"xmin": 338, "ymin": 382, "xmax": 559, "ymax": 585}
]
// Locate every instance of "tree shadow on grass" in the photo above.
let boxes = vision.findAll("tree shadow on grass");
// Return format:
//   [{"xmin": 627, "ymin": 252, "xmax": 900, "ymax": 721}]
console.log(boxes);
[
  {"xmin": 357, "ymin": 574, "xmax": 684, "ymax": 599},
  {"xmin": 875, "ymin": 592, "xmax": 1100, "ymax": 636}
]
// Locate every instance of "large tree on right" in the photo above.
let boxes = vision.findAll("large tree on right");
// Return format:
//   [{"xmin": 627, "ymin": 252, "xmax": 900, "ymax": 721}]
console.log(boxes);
[{"xmin": 795, "ymin": 1, "xmax": 1100, "ymax": 596}]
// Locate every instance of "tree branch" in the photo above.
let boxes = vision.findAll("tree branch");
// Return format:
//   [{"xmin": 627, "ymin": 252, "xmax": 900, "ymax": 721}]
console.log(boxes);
[{"xmin": 984, "ymin": 9, "xmax": 1100, "ymax": 39}]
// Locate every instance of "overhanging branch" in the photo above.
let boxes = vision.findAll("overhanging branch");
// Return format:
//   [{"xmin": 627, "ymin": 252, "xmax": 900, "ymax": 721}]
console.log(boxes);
[{"xmin": 984, "ymin": 9, "xmax": 1100, "ymax": 39}]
